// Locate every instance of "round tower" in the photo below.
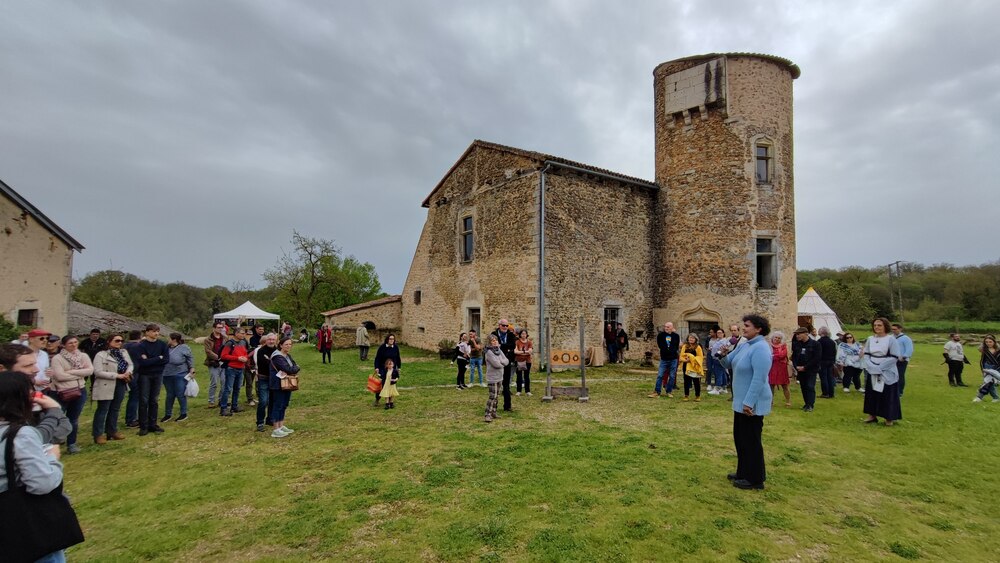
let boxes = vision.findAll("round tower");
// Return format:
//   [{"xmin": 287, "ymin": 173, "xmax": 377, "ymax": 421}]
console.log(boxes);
[{"xmin": 652, "ymin": 53, "xmax": 800, "ymax": 333}]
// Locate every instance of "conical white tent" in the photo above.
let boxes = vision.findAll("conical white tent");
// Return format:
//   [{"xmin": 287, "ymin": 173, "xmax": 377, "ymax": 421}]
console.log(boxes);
[
  {"xmin": 797, "ymin": 287, "xmax": 843, "ymax": 336},
  {"xmin": 213, "ymin": 301, "xmax": 280, "ymax": 320}
]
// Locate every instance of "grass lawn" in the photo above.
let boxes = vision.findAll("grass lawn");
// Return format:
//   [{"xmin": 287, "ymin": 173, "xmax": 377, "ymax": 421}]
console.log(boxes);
[{"xmin": 61, "ymin": 335, "xmax": 999, "ymax": 562}]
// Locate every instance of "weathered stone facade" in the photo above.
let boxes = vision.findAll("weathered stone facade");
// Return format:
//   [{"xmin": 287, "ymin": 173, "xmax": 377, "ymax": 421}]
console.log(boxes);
[
  {"xmin": 653, "ymin": 54, "xmax": 798, "ymax": 333},
  {"xmin": 390, "ymin": 53, "xmax": 797, "ymax": 362},
  {"xmin": 322, "ymin": 295, "xmax": 402, "ymax": 331},
  {"xmin": 1, "ymin": 179, "xmax": 83, "ymax": 334}
]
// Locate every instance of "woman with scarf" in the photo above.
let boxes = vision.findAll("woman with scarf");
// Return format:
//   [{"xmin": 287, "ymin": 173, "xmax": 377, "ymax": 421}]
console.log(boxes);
[
  {"xmin": 92, "ymin": 334, "xmax": 134, "ymax": 444},
  {"xmin": 861, "ymin": 318, "xmax": 902, "ymax": 426},
  {"xmin": 51, "ymin": 335, "xmax": 94, "ymax": 454}
]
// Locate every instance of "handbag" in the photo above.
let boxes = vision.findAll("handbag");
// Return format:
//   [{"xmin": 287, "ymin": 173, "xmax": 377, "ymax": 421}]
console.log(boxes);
[
  {"xmin": 280, "ymin": 374, "xmax": 299, "ymax": 391},
  {"xmin": 0, "ymin": 425, "xmax": 85, "ymax": 563},
  {"xmin": 56, "ymin": 386, "xmax": 82, "ymax": 403},
  {"xmin": 367, "ymin": 372, "xmax": 383, "ymax": 393}
]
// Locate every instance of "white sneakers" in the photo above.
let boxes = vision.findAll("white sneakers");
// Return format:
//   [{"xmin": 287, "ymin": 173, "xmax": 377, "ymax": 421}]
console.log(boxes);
[
  {"xmin": 843, "ymin": 388, "xmax": 851, "ymax": 393},
  {"xmin": 270, "ymin": 426, "xmax": 295, "ymax": 438},
  {"xmin": 973, "ymin": 397, "xmax": 982, "ymax": 403},
  {"xmin": 516, "ymin": 392, "xmax": 521, "ymax": 396}
]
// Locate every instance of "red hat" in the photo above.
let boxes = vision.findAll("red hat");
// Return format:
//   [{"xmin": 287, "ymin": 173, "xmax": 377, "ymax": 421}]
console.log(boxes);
[{"xmin": 27, "ymin": 329, "xmax": 52, "ymax": 338}]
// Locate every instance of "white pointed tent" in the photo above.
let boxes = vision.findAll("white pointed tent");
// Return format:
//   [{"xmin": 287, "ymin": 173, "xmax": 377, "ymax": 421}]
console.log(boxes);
[
  {"xmin": 797, "ymin": 287, "xmax": 843, "ymax": 336},
  {"xmin": 213, "ymin": 301, "xmax": 280, "ymax": 321}
]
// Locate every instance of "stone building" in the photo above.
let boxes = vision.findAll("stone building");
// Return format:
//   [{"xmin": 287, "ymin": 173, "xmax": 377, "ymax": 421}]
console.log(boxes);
[
  {"xmin": 1, "ymin": 178, "xmax": 84, "ymax": 334},
  {"xmin": 343, "ymin": 53, "xmax": 799, "ymax": 363}
]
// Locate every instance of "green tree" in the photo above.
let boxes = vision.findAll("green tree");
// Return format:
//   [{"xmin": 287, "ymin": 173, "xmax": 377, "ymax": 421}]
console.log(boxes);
[{"xmin": 262, "ymin": 231, "xmax": 384, "ymax": 328}]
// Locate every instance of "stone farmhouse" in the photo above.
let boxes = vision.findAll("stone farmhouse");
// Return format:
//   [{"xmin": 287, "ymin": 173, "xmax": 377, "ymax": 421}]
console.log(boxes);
[
  {"xmin": 1, "ymin": 178, "xmax": 84, "ymax": 334},
  {"xmin": 325, "ymin": 53, "xmax": 800, "ymax": 364}
]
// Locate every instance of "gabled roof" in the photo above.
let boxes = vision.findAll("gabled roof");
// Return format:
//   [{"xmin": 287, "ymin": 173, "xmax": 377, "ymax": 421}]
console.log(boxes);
[
  {"xmin": 421, "ymin": 139, "xmax": 658, "ymax": 208},
  {"xmin": 0, "ymin": 177, "xmax": 85, "ymax": 251},
  {"xmin": 321, "ymin": 295, "xmax": 401, "ymax": 317}
]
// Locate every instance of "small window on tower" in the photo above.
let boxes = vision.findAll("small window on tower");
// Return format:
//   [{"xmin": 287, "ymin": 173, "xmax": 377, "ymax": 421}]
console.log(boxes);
[
  {"xmin": 460, "ymin": 216, "xmax": 474, "ymax": 262},
  {"xmin": 755, "ymin": 143, "xmax": 773, "ymax": 184},
  {"xmin": 755, "ymin": 238, "xmax": 777, "ymax": 290},
  {"xmin": 413, "ymin": 290, "xmax": 421, "ymax": 305}
]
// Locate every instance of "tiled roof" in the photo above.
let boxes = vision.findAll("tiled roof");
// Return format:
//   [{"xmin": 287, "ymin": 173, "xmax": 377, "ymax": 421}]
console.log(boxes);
[
  {"xmin": 0, "ymin": 177, "xmax": 84, "ymax": 251},
  {"xmin": 421, "ymin": 139, "xmax": 657, "ymax": 207},
  {"xmin": 321, "ymin": 295, "xmax": 401, "ymax": 317}
]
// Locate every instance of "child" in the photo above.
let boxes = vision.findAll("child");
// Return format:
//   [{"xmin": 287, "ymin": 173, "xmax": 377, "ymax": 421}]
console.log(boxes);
[
  {"xmin": 380, "ymin": 358, "xmax": 400, "ymax": 409},
  {"xmin": 680, "ymin": 333, "xmax": 705, "ymax": 402}
]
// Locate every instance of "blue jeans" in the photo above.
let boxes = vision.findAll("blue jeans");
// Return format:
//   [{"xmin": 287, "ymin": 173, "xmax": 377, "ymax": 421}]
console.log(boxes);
[
  {"xmin": 469, "ymin": 357, "xmax": 484, "ymax": 384},
  {"xmin": 125, "ymin": 376, "xmax": 139, "ymax": 425},
  {"xmin": 207, "ymin": 365, "xmax": 224, "ymax": 404},
  {"xmin": 655, "ymin": 359, "xmax": 678, "ymax": 394},
  {"xmin": 163, "ymin": 375, "xmax": 188, "ymax": 417},
  {"xmin": 220, "ymin": 367, "xmax": 243, "ymax": 411},
  {"xmin": 606, "ymin": 342, "xmax": 617, "ymax": 363},
  {"xmin": 57, "ymin": 387, "xmax": 87, "ymax": 446},
  {"xmin": 271, "ymin": 389, "xmax": 291, "ymax": 421},
  {"xmin": 713, "ymin": 360, "xmax": 728, "ymax": 387},
  {"xmin": 93, "ymin": 380, "xmax": 126, "ymax": 439},
  {"xmin": 256, "ymin": 380, "xmax": 273, "ymax": 425}
]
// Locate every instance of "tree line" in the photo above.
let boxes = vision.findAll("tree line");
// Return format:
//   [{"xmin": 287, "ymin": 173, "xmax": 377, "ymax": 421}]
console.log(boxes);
[
  {"xmin": 798, "ymin": 261, "xmax": 1000, "ymax": 325},
  {"xmin": 72, "ymin": 231, "xmax": 384, "ymax": 335}
]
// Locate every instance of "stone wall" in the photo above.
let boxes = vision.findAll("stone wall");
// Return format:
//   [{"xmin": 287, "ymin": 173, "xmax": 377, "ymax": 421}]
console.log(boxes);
[
  {"xmin": 402, "ymin": 145, "xmax": 541, "ymax": 351},
  {"xmin": 652, "ymin": 54, "xmax": 798, "ymax": 335},
  {"xmin": 0, "ymin": 194, "xmax": 75, "ymax": 334},
  {"xmin": 541, "ymin": 170, "xmax": 657, "ymax": 364},
  {"xmin": 323, "ymin": 298, "xmax": 401, "ymax": 332}
]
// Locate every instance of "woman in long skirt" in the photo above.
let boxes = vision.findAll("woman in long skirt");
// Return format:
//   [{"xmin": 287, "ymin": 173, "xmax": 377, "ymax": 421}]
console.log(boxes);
[{"xmin": 862, "ymin": 318, "xmax": 902, "ymax": 426}]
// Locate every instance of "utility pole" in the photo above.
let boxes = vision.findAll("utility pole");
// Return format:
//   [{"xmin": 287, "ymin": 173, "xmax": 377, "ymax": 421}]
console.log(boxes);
[{"xmin": 887, "ymin": 260, "xmax": 905, "ymax": 322}]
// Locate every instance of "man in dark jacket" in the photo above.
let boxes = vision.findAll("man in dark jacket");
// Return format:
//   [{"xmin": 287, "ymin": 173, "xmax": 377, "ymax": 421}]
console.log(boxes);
[
  {"xmin": 649, "ymin": 322, "xmax": 680, "ymax": 397},
  {"xmin": 817, "ymin": 327, "xmax": 838, "ymax": 398},
  {"xmin": 792, "ymin": 327, "xmax": 821, "ymax": 412},
  {"xmin": 491, "ymin": 319, "xmax": 517, "ymax": 412},
  {"xmin": 123, "ymin": 330, "xmax": 143, "ymax": 427},
  {"xmin": 134, "ymin": 324, "xmax": 169, "ymax": 435},
  {"xmin": 79, "ymin": 328, "xmax": 107, "ymax": 360}
]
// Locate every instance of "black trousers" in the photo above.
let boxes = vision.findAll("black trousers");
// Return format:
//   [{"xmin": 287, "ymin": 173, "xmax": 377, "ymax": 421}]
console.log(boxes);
[
  {"xmin": 321, "ymin": 349, "xmax": 331, "ymax": 363},
  {"xmin": 138, "ymin": 373, "xmax": 163, "ymax": 430},
  {"xmin": 359, "ymin": 346, "xmax": 369, "ymax": 361},
  {"xmin": 947, "ymin": 360, "xmax": 965, "ymax": 385},
  {"xmin": 456, "ymin": 359, "xmax": 468, "ymax": 387},
  {"xmin": 842, "ymin": 366, "xmax": 862, "ymax": 390},
  {"xmin": 502, "ymin": 363, "xmax": 513, "ymax": 410},
  {"xmin": 797, "ymin": 371, "xmax": 817, "ymax": 408},
  {"xmin": 733, "ymin": 412, "xmax": 766, "ymax": 485},
  {"xmin": 684, "ymin": 375, "xmax": 701, "ymax": 397}
]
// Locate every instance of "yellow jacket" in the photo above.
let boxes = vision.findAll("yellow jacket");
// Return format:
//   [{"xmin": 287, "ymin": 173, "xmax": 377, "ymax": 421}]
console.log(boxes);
[{"xmin": 679, "ymin": 345, "xmax": 704, "ymax": 376}]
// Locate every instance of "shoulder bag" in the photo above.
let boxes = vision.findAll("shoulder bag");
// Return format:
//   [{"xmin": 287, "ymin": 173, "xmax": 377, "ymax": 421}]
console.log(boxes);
[
  {"xmin": 367, "ymin": 371, "xmax": 383, "ymax": 393},
  {"xmin": 0, "ymin": 425, "xmax": 85, "ymax": 563}
]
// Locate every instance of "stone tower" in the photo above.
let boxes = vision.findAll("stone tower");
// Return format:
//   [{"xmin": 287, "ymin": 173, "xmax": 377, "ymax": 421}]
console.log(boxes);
[{"xmin": 652, "ymin": 53, "xmax": 800, "ymax": 333}]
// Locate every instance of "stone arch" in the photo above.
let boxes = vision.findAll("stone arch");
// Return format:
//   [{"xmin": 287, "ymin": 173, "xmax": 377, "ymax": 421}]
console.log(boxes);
[{"xmin": 680, "ymin": 301, "xmax": 722, "ymax": 339}]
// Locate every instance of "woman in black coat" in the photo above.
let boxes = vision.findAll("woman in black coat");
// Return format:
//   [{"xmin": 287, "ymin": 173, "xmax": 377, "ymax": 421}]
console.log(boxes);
[{"xmin": 372, "ymin": 334, "xmax": 402, "ymax": 406}]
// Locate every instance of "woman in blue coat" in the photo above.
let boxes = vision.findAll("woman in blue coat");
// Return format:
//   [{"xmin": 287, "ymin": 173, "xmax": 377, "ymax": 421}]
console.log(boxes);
[{"xmin": 719, "ymin": 314, "xmax": 774, "ymax": 490}]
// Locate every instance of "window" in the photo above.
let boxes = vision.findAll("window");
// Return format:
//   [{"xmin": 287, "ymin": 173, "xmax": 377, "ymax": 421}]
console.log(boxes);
[
  {"xmin": 460, "ymin": 216, "xmax": 474, "ymax": 262},
  {"xmin": 413, "ymin": 289, "xmax": 421, "ymax": 305},
  {"xmin": 603, "ymin": 307, "xmax": 620, "ymax": 326},
  {"xmin": 755, "ymin": 143, "xmax": 772, "ymax": 183},
  {"xmin": 468, "ymin": 308, "xmax": 481, "ymax": 334},
  {"xmin": 17, "ymin": 309, "xmax": 37, "ymax": 326},
  {"xmin": 755, "ymin": 238, "xmax": 777, "ymax": 290}
]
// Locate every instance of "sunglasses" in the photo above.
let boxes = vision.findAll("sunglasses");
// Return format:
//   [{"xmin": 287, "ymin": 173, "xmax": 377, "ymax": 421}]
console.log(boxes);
[{"xmin": 111, "ymin": 339, "xmax": 124, "ymax": 343}]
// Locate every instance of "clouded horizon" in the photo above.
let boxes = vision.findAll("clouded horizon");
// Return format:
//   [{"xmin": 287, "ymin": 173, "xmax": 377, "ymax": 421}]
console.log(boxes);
[{"xmin": 2, "ymin": 1, "xmax": 997, "ymax": 294}]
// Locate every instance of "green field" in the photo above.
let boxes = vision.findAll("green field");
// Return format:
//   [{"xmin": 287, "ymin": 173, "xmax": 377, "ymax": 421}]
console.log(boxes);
[{"xmin": 61, "ymin": 335, "xmax": 999, "ymax": 562}]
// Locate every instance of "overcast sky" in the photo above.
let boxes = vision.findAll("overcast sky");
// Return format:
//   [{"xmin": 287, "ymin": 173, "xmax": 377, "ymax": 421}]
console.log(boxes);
[{"xmin": 2, "ymin": 1, "xmax": 997, "ymax": 294}]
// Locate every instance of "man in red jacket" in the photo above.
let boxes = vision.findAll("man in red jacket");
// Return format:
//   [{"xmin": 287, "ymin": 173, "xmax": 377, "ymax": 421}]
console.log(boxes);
[{"xmin": 219, "ymin": 327, "xmax": 249, "ymax": 416}]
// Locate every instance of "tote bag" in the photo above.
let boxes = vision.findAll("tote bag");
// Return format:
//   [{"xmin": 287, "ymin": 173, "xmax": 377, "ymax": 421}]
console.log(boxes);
[{"xmin": 0, "ymin": 425, "xmax": 85, "ymax": 563}]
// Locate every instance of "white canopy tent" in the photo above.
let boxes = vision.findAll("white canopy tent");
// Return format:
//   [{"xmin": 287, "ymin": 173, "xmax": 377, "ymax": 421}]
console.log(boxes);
[
  {"xmin": 213, "ymin": 301, "xmax": 280, "ymax": 321},
  {"xmin": 797, "ymin": 287, "xmax": 843, "ymax": 336}
]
